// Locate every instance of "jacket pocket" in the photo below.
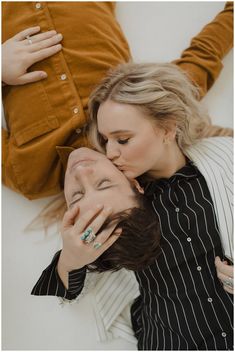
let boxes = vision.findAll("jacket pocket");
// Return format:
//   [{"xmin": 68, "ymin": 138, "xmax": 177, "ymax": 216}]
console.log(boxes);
[{"xmin": 14, "ymin": 115, "xmax": 59, "ymax": 146}]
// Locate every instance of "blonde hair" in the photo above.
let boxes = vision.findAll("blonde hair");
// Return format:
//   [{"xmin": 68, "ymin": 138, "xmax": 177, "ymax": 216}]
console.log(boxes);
[{"xmin": 88, "ymin": 62, "xmax": 211, "ymax": 152}]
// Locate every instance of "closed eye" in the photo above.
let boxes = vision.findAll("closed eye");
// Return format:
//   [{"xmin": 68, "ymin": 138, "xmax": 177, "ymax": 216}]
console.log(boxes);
[
  {"xmin": 69, "ymin": 193, "xmax": 83, "ymax": 207},
  {"xmin": 69, "ymin": 179, "xmax": 115, "ymax": 207},
  {"xmin": 117, "ymin": 138, "xmax": 129, "ymax": 145},
  {"xmin": 97, "ymin": 179, "xmax": 111, "ymax": 188}
]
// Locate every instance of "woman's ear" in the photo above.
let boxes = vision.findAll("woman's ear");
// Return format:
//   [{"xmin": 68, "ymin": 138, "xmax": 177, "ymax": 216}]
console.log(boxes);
[
  {"xmin": 131, "ymin": 179, "xmax": 144, "ymax": 194},
  {"xmin": 162, "ymin": 120, "xmax": 177, "ymax": 143}
]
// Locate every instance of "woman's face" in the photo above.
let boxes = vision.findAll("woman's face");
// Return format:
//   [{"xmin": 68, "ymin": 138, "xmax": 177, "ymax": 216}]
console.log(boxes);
[
  {"xmin": 97, "ymin": 100, "xmax": 167, "ymax": 179},
  {"xmin": 64, "ymin": 147, "xmax": 138, "ymax": 217}
]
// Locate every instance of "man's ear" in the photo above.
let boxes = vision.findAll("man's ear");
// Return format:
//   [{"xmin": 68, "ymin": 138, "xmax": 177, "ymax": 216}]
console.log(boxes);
[{"xmin": 131, "ymin": 179, "xmax": 144, "ymax": 194}]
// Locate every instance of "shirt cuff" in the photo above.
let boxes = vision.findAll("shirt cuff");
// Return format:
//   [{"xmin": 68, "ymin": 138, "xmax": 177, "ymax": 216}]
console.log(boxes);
[{"xmin": 31, "ymin": 250, "xmax": 86, "ymax": 300}]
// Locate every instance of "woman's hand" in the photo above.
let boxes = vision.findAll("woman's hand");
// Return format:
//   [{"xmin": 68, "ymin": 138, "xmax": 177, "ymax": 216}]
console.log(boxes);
[
  {"xmin": 2, "ymin": 26, "xmax": 62, "ymax": 85},
  {"xmin": 215, "ymin": 256, "xmax": 234, "ymax": 294},
  {"xmin": 57, "ymin": 204, "xmax": 121, "ymax": 288}
]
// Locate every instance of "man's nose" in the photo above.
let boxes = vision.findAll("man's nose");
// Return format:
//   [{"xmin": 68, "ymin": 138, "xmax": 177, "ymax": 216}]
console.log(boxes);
[
  {"xmin": 74, "ymin": 165, "xmax": 94, "ymax": 179},
  {"xmin": 106, "ymin": 141, "xmax": 120, "ymax": 161}
]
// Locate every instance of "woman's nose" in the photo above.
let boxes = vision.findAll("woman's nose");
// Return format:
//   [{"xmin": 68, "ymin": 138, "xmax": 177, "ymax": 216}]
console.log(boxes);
[{"xmin": 106, "ymin": 141, "xmax": 120, "ymax": 161}]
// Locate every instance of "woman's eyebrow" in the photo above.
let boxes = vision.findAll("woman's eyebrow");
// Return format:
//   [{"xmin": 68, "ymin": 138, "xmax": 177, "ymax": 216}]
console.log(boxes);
[
  {"xmin": 99, "ymin": 129, "xmax": 131, "ymax": 137},
  {"xmin": 109, "ymin": 130, "xmax": 132, "ymax": 135}
]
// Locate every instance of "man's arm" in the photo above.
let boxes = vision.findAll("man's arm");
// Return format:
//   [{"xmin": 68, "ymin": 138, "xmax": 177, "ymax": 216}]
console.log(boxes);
[{"xmin": 174, "ymin": 2, "xmax": 233, "ymax": 98}]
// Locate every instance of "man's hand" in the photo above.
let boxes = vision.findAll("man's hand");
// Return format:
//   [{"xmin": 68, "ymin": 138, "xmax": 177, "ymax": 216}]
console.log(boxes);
[{"xmin": 2, "ymin": 26, "xmax": 62, "ymax": 85}]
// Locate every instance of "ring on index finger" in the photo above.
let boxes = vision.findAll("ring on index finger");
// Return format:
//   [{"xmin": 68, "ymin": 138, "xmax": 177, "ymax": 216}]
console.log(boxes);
[
  {"xmin": 26, "ymin": 35, "xmax": 33, "ymax": 45},
  {"xmin": 81, "ymin": 227, "xmax": 96, "ymax": 244}
]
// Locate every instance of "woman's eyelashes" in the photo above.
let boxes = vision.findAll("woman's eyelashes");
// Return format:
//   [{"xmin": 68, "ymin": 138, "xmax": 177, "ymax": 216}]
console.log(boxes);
[
  {"xmin": 99, "ymin": 134, "xmax": 130, "ymax": 145},
  {"xmin": 117, "ymin": 138, "xmax": 129, "ymax": 144}
]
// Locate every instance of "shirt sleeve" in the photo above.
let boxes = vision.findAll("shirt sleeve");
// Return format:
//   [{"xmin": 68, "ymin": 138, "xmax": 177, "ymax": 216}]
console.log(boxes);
[
  {"xmin": 174, "ymin": 2, "xmax": 233, "ymax": 98},
  {"xmin": 31, "ymin": 251, "xmax": 87, "ymax": 300}
]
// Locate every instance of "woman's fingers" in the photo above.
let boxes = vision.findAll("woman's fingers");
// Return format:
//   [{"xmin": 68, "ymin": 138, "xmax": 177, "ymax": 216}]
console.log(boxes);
[
  {"xmin": 215, "ymin": 256, "xmax": 233, "ymax": 277},
  {"xmin": 72, "ymin": 204, "xmax": 104, "ymax": 233},
  {"xmin": 98, "ymin": 228, "xmax": 122, "ymax": 253},
  {"xmin": 215, "ymin": 256, "xmax": 234, "ymax": 294},
  {"xmin": 62, "ymin": 204, "xmax": 80, "ymax": 230},
  {"xmin": 75, "ymin": 206, "xmax": 113, "ymax": 236},
  {"xmin": 13, "ymin": 26, "xmax": 41, "ymax": 41},
  {"xmin": 29, "ymin": 33, "xmax": 63, "ymax": 52}
]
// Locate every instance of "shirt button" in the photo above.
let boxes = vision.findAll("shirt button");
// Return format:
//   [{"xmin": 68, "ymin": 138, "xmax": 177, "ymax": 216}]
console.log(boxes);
[
  {"xmin": 187, "ymin": 237, "xmax": 191, "ymax": 242},
  {"xmin": 73, "ymin": 107, "xmax": 79, "ymax": 114},
  {"xmin": 175, "ymin": 207, "xmax": 180, "ymax": 212},
  {"xmin": 207, "ymin": 297, "xmax": 213, "ymax": 303},
  {"xmin": 221, "ymin": 332, "xmax": 227, "ymax": 338},
  {"xmin": 75, "ymin": 128, "xmax": 82, "ymax": 134},
  {"xmin": 35, "ymin": 3, "xmax": 42, "ymax": 9},
  {"xmin": 60, "ymin": 74, "xmax": 67, "ymax": 81},
  {"xmin": 197, "ymin": 266, "xmax": 202, "ymax": 271}
]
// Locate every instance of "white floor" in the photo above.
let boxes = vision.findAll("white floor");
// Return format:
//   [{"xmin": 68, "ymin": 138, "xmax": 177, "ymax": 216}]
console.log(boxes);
[{"xmin": 2, "ymin": 2, "xmax": 233, "ymax": 350}]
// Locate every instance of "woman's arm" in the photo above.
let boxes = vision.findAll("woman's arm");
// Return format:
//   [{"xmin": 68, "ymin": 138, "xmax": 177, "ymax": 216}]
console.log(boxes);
[{"xmin": 32, "ymin": 203, "xmax": 121, "ymax": 297}]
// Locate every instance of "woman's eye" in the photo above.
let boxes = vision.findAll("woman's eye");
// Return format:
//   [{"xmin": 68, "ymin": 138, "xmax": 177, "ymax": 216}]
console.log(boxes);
[{"xmin": 118, "ymin": 138, "xmax": 129, "ymax": 145}]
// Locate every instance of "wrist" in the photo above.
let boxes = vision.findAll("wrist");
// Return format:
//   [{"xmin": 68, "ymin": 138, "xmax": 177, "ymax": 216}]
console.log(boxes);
[{"xmin": 59, "ymin": 249, "xmax": 85, "ymax": 272}]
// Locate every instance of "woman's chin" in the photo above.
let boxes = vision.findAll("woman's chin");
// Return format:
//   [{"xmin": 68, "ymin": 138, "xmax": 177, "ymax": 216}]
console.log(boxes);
[{"xmin": 122, "ymin": 170, "xmax": 137, "ymax": 179}]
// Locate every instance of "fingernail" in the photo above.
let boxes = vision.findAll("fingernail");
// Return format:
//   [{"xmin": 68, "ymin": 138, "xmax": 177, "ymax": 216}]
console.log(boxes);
[
  {"xmin": 57, "ymin": 33, "xmax": 63, "ymax": 39},
  {"xmin": 114, "ymin": 228, "xmax": 122, "ymax": 235},
  {"xmin": 40, "ymin": 72, "xmax": 47, "ymax": 78}
]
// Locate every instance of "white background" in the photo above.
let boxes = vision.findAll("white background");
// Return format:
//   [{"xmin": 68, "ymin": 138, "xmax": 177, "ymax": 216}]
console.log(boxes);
[{"xmin": 2, "ymin": 2, "xmax": 233, "ymax": 350}]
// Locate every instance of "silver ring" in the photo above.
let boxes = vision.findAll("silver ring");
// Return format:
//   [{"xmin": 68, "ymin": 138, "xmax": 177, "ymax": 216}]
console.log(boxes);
[
  {"xmin": 80, "ymin": 227, "xmax": 96, "ymax": 243},
  {"xmin": 222, "ymin": 277, "xmax": 233, "ymax": 289},
  {"xmin": 93, "ymin": 242, "xmax": 102, "ymax": 250},
  {"xmin": 26, "ymin": 35, "xmax": 33, "ymax": 45},
  {"xmin": 85, "ymin": 232, "xmax": 96, "ymax": 244}
]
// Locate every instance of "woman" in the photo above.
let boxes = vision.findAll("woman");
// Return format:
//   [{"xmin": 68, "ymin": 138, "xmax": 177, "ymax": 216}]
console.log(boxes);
[
  {"xmin": 2, "ymin": 2, "xmax": 233, "ymax": 199},
  {"xmin": 87, "ymin": 62, "xmax": 233, "ymax": 349},
  {"xmin": 33, "ymin": 63, "xmax": 233, "ymax": 350}
]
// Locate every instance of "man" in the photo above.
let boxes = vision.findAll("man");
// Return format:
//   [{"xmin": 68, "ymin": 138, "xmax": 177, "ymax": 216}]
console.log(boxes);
[{"xmin": 2, "ymin": 2, "xmax": 233, "ymax": 199}]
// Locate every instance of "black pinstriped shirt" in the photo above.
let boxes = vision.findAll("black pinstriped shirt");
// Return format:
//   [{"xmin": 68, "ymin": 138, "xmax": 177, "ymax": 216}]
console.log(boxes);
[{"xmin": 32, "ymin": 161, "xmax": 233, "ymax": 350}]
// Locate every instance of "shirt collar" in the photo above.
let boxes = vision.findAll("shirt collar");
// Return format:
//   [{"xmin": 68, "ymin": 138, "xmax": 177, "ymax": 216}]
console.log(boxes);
[{"xmin": 144, "ymin": 160, "xmax": 199, "ymax": 196}]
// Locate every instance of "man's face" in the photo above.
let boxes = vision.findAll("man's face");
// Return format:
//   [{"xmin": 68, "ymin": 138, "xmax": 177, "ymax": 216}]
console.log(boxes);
[{"xmin": 65, "ymin": 148, "xmax": 138, "ymax": 218}]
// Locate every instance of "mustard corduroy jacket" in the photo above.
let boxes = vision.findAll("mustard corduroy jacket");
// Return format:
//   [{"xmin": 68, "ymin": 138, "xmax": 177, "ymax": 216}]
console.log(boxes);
[{"xmin": 2, "ymin": 2, "xmax": 233, "ymax": 199}]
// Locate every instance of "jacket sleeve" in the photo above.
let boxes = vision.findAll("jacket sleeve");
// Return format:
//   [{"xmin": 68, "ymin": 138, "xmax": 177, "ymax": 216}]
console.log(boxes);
[
  {"xmin": 31, "ymin": 251, "xmax": 87, "ymax": 300},
  {"xmin": 174, "ymin": 2, "xmax": 233, "ymax": 98}
]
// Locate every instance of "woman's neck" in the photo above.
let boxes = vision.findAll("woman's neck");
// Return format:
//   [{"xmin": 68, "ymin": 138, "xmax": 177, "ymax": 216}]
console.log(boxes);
[{"xmin": 148, "ymin": 143, "xmax": 186, "ymax": 180}]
